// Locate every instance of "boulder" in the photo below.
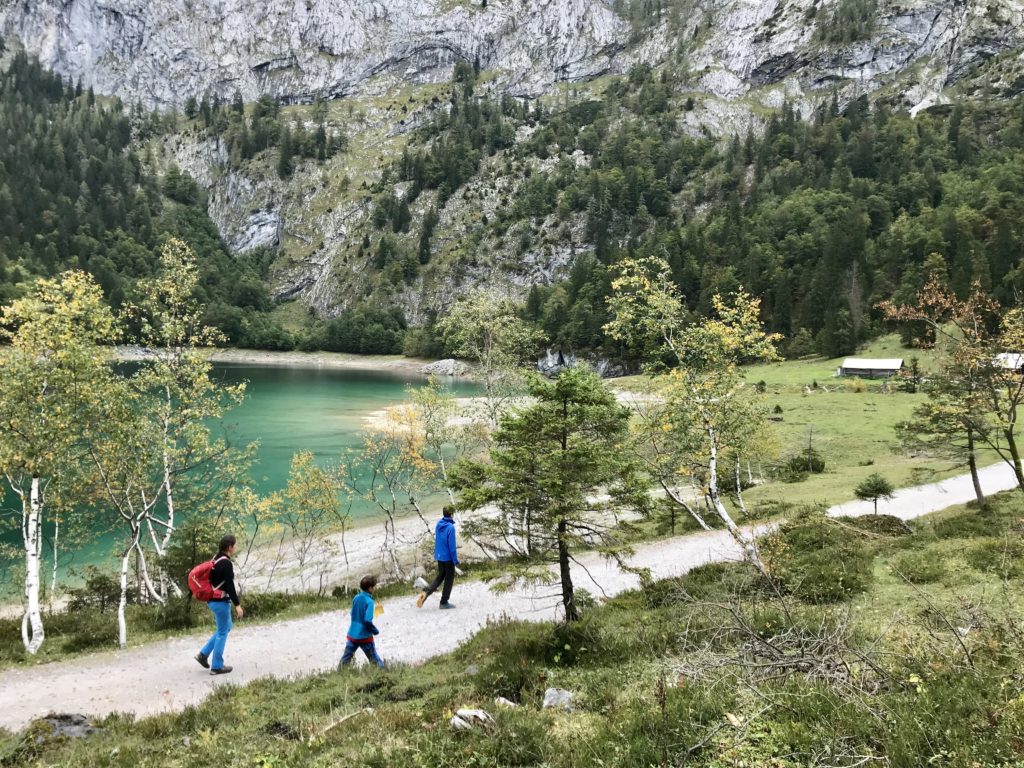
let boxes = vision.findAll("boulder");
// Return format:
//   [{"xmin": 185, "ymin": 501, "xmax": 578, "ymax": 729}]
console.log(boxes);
[
  {"xmin": 542, "ymin": 688, "xmax": 574, "ymax": 711},
  {"xmin": 450, "ymin": 708, "xmax": 493, "ymax": 730},
  {"xmin": 494, "ymin": 696, "xmax": 518, "ymax": 708},
  {"xmin": 419, "ymin": 359, "xmax": 470, "ymax": 377}
]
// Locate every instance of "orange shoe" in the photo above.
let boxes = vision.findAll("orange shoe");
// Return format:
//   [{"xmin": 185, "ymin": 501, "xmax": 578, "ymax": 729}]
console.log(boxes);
[{"xmin": 416, "ymin": 591, "xmax": 427, "ymax": 608}]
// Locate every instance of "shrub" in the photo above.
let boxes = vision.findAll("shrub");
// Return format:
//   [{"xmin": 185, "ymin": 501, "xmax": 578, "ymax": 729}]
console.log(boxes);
[
  {"xmin": 777, "ymin": 448, "xmax": 827, "ymax": 482},
  {"xmin": 965, "ymin": 538, "xmax": 1024, "ymax": 578},
  {"xmin": 889, "ymin": 550, "xmax": 946, "ymax": 584},
  {"xmin": 762, "ymin": 517, "xmax": 874, "ymax": 603},
  {"xmin": 59, "ymin": 611, "xmax": 118, "ymax": 653},
  {"xmin": 841, "ymin": 514, "xmax": 912, "ymax": 538},
  {"xmin": 66, "ymin": 567, "xmax": 121, "ymax": 613},
  {"xmin": 643, "ymin": 562, "xmax": 760, "ymax": 607},
  {"xmin": 931, "ymin": 513, "xmax": 997, "ymax": 540}
]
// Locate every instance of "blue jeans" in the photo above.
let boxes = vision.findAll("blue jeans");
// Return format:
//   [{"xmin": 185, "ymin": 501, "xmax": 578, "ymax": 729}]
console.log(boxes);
[
  {"xmin": 199, "ymin": 600, "xmax": 232, "ymax": 670},
  {"xmin": 339, "ymin": 640, "xmax": 384, "ymax": 669}
]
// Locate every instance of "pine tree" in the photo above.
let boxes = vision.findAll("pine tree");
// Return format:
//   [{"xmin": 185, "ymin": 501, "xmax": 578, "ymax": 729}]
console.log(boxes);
[{"xmin": 277, "ymin": 126, "xmax": 294, "ymax": 179}]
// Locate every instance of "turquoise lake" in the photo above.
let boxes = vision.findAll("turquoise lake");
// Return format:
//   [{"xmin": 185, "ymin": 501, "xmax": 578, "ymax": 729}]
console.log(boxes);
[
  {"xmin": 212, "ymin": 364, "xmax": 477, "ymax": 501},
  {"xmin": 0, "ymin": 364, "xmax": 478, "ymax": 582}
]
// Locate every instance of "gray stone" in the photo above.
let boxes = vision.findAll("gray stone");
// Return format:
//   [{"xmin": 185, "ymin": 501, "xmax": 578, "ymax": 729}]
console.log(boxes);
[
  {"xmin": 37, "ymin": 713, "xmax": 99, "ymax": 741},
  {"xmin": 463, "ymin": 664, "xmax": 479, "ymax": 676},
  {"xmin": 542, "ymin": 687, "xmax": 573, "ymax": 711},
  {"xmin": 419, "ymin": 359, "xmax": 470, "ymax": 377}
]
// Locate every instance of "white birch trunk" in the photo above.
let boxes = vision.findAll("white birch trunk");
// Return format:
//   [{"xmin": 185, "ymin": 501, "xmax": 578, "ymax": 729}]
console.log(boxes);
[
  {"xmin": 159, "ymin": 409, "xmax": 176, "ymax": 554},
  {"xmin": 136, "ymin": 545, "xmax": 165, "ymax": 605},
  {"xmin": 118, "ymin": 526, "xmax": 141, "ymax": 648},
  {"xmin": 734, "ymin": 459, "xmax": 748, "ymax": 517},
  {"xmin": 49, "ymin": 511, "xmax": 59, "ymax": 613},
  {"xmin": 22, "ymin": 477, "xmax": 45, "ymax": 654},
  {"xmin": 663, "ymin": 483, "xmax": 711, "ymax": 530},
  {"xmin": 707, "ymin": 428, "xmax": 767, "ymax": 576}
]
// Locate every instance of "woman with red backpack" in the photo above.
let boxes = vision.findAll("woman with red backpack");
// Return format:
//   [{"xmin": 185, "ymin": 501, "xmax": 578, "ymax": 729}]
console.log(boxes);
[{"xmin": 193, "ymin": 535, "xmax": 244, "ymax": 675}]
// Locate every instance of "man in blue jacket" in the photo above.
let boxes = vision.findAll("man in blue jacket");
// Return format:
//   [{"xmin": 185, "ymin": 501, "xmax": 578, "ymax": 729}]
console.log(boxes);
[{"xmin": 417, "ymin": 506, "xmax": 459, "ymax": 609}]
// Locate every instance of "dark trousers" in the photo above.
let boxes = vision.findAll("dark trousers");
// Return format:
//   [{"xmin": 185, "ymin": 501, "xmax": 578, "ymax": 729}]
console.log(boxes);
[
  {"xmin": 425, "ymin": 560, "xmax": 456, "ymax": 603},
  {"xmin": 339, "ymin": 640, "xmax": 384, "ymax": 669}
]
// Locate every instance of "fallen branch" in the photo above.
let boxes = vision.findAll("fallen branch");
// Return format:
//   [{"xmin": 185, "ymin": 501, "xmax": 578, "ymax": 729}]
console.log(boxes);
[{"xmin": 311, "ymin": 707, "xmax": 374, "ymax": 742}]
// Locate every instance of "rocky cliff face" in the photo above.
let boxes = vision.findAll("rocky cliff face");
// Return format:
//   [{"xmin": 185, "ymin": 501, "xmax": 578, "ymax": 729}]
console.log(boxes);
[
  {"xmin": 3, "ymin": 0, "xmax": 1022, "ymax": 111},
  {"xmin": 0, "ymin": 0, "xmax": 626, "ymax": 107}
]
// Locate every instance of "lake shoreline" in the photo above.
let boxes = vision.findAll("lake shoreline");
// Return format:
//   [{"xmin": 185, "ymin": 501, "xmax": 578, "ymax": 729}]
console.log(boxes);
[{"xmin": 115, "ymin": 346, "xmax": 461, "ymax": 376}]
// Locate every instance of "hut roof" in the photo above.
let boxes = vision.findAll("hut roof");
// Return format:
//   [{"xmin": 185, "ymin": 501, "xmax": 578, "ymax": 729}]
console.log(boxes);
[{"xmin": 840, "ymin": 358, "xmax": 903, "ymax": 371}]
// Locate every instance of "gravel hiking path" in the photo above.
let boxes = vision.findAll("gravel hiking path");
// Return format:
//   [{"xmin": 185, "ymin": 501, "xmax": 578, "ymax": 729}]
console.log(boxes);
[{"xmin": 0, "ymin": 463, "xmax": 1016, "ymax": 732}]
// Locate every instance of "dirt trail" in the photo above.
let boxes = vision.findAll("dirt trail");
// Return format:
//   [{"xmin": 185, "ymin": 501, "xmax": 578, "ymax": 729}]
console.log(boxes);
[{"xmin": 0, "ymin": 463, "xmax": 1016, "ymax": 733}]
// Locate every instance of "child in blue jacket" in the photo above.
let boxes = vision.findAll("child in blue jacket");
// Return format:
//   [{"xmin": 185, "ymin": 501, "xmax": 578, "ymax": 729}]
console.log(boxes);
[{"xmin": 339, "ymin": 575, "xmax": 385, "ymax": 669}]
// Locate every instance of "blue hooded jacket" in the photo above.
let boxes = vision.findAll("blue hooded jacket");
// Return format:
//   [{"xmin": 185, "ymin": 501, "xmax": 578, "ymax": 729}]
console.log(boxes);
[
  {"xmin": 346, "ymin": 590, "xmax": 379, "ymax": 643},
  {"xmin": 434, "ymin": 516, "xmax": 458, "ymax": 564}
]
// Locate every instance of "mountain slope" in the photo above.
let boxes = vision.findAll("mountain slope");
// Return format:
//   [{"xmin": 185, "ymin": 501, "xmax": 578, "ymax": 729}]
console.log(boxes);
[{"xmin": 2, "ymin": 1, "xmax": 1024, "ymax": 357}]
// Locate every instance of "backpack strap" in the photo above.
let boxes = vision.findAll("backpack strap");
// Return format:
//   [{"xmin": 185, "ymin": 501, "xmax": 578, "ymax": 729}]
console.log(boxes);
[{"xmin": 211, "ymin": 554, "xmax": 229, "ymax": 592}]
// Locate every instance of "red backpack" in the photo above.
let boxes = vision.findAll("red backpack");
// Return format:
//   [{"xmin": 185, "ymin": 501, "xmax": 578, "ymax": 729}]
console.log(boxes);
[{"xmin": 187, "ymin": 556, "xmax": 227, "ymax": 602}]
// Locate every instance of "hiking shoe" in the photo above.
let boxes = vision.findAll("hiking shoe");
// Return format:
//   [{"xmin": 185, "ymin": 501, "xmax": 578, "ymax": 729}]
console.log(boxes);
[
  {"xmin": 416, "ymin": 591, "xmax": 427, "ymax": 608},
  {"xmin": 439, "ymin": 602, "xmax": 456, "ymax": 610},
  {"xmin": 194, "ymin": 652, "xmax": 210, "ymax": 669},
  {"xmin": 210, "ymin": 666, "xmax": 233, "ymax": 676}
]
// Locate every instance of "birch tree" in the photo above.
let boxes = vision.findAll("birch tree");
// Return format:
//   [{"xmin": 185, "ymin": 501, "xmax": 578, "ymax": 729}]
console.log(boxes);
[
  {"xmin": 0, "ymin": 271, "xmax": 118, "ymax": 653},
  {"xmin": 341, "ymin": 406, "xmax": 437, "ymax": 578},
  {"xmin": 130, "ymin": 238, "xmax": 245, "ymax": 561},
  {"xmin": 605, "ymin": 257, "xmax": 780, "ymax": 575},
  {"xmin": 436, "ymin": 290, "xmax": 543, "ymax": 426},
  {"xmin": 275, "ymin": 451, "xmax": 346, "ymax": 594},
  {"xmin": 86, "ymin": 239, "xmax": 247, "ymax": 646}
]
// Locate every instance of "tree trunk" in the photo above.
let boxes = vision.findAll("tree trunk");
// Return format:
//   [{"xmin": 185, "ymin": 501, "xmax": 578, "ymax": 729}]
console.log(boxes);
[
  {"xmin": 734, "ymin": 458, "xmax": 748, "ymax": 517},
  {"xmin": 522, "ymin": 505, "xmax": 531, "ymax": 557},
  {"xmin": 22, "ymin": 477, "xmax": 45, "ymax": 654},
  {"xmin": 707, "ymin": 428, "xmax": 768, "ymax": 577},
  {"xmin": 663, "ymin": 482, "xmax": 710, "ymax": 530},
  {"xmin": 557, "ymin": 517, "xmax": 579, "ymax": 622},
  {"xmin": 118, "ymin": 526, "xmax": 141, "ymax": 648},
  {"xmin": 967, "ymin": 428, "xmax": 986, "ymax": 509},
  {"xmin": 49, "ymin": 510, "xmax": 59, "ymax": 614},
  {"xmin": 1005, "ymin": 425, "xmax": 1024, "ymax": 491}
]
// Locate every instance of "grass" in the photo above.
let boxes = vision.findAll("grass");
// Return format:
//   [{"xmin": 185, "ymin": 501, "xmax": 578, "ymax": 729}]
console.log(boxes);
[
  {"xmin": 7, "ymin": 494, "xmax": 1024, "ymax": 766},
  {"xmin": 617, "ymin": 335, "xmax": 1000, "ymax": 512}
]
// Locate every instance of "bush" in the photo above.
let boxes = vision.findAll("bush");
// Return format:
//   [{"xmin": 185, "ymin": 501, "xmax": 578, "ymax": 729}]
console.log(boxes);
[
  {"xmin": 841, "ymin": 514, "xmax": 912, "ymax": 538},
  {"xmin": 643, "ymin": 562, "xmax": 760, "ymax": 607},
  {"xmin": 762, "ymin": 517, "xmax": 874, "ymax": 603},
  {"xmin": 775, "ymin": 448, "xmax": 827, "ymax": 483},
  {"xmin": 787, "ymin": 448, "xmax": 826, "ymax": 475},
  {"xmin": 889, "ymin": 550, "xmax": 946, "ymax": 583},
  {"xmin": 142, "ymin": 596, "xmax": 202, "ymax": 631},
  {"xmin": 931, "ymin": 513, "xmax": 997, "ymax": 540},
  {"xmin": 66, "ymin": 567, "xmax": 121, "ymax": 613},
  {"xmin": 59, "ymin": 610, "xmax": 118, "ymax": 653},
  {"xmin": 965, "ymin": 538, "xmax": 1024, "ymax": 578}
]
